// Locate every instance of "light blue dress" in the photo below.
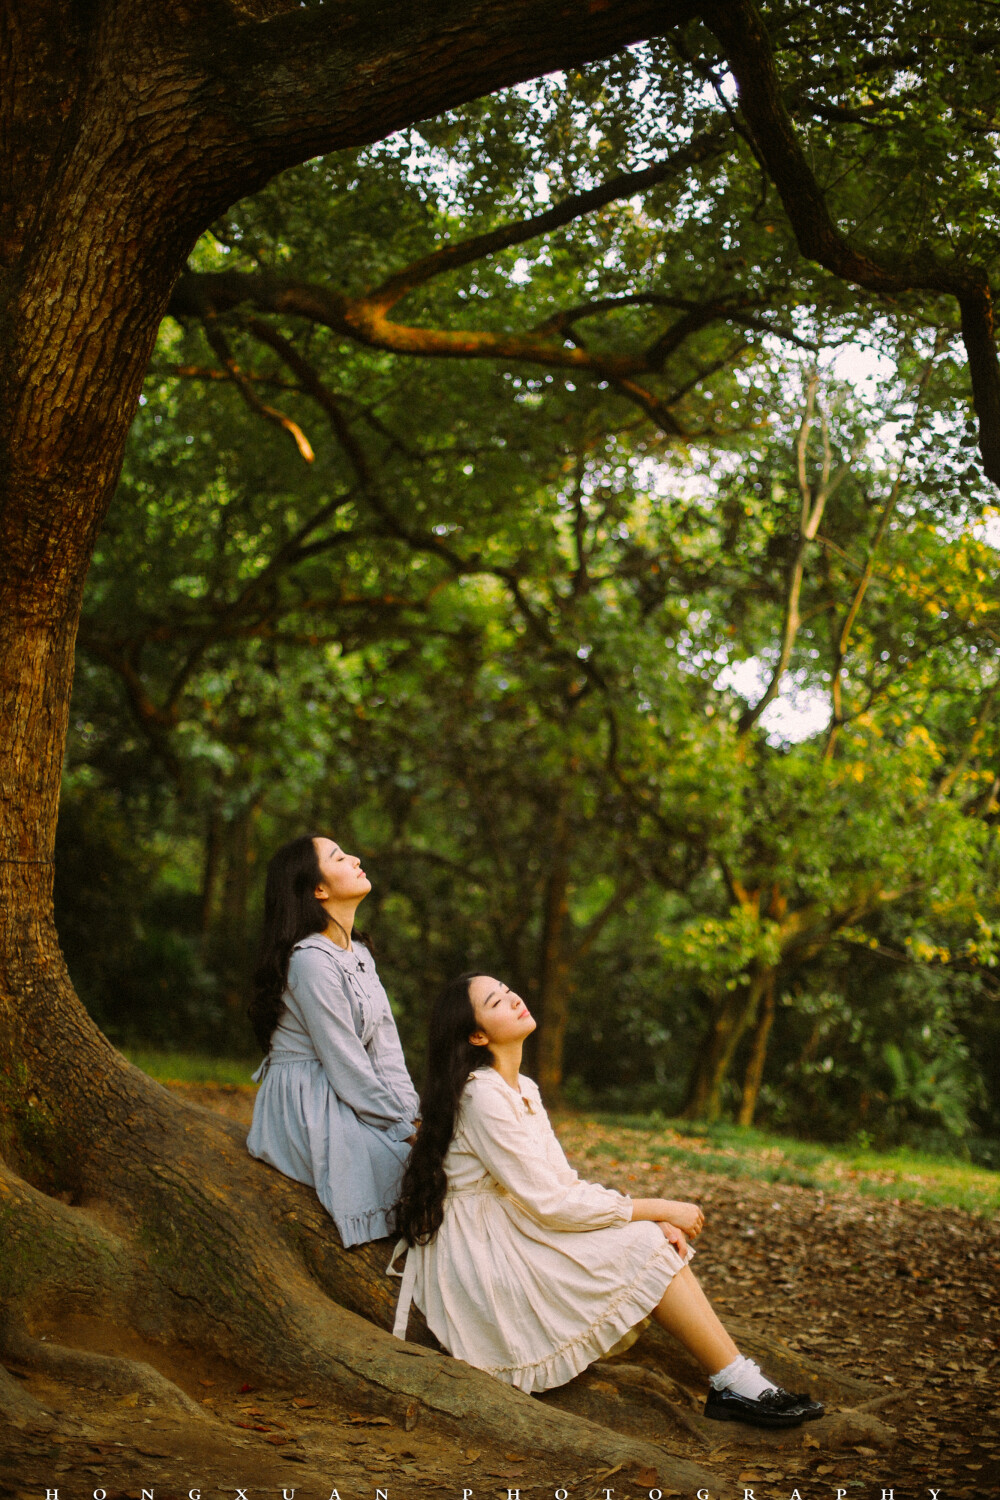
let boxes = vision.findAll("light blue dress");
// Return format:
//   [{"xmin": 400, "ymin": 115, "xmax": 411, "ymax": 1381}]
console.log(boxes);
[{"xmin": 246, "ymin": 934, "xmax": 420, "ymax": 1246}]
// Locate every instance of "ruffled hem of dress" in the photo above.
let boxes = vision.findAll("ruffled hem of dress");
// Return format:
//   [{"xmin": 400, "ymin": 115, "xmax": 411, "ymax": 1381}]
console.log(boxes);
[
  {"xmin": 334, "ymin": 1203, "xmax": 397, "ymax": 1249},
  {"xmin": 478, "ymin": 1238, "xmax": 692, "ymax": 1395}
]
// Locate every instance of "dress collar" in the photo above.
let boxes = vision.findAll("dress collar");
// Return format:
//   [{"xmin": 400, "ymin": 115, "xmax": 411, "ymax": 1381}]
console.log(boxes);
[
  {"xmin": 471, "ymin": 1066, "xmax": 540, "ymax": 1112},
  {"xmin": 292, "ymin": 934, "xmax": 370, "ymax": 973}
]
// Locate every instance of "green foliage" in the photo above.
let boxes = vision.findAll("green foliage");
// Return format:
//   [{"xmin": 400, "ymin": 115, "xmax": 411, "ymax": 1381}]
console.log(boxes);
[
  {"xmin": 59, "ymin": 33, "xmax": 1000, "ymax": 1147},
  {"xmin": 54, "ymin": 785, "xmax": 230, "ymax": 1052}
]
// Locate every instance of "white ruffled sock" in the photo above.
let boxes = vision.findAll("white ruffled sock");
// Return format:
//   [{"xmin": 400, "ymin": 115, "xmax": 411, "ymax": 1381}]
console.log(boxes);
[{"xmin": 708, "ymin": 1353, "xmax": 778, "ymax": 1400}]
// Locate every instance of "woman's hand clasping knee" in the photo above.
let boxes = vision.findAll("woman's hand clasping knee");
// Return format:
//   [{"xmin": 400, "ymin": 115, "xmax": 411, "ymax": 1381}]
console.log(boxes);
[
  {"xmin": 657, "ymin": 1221, "xmax": 689, "ymax": 1257},
  {"xmin": 662, "ymin": 1200, "xmax": 704, "ymax": 1238}
]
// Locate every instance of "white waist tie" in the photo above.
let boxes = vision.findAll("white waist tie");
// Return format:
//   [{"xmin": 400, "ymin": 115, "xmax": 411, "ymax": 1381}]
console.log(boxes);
[
  {"xmin": 387, "ymin": 1238, "xmax": 417, "ymax": 1339},
  {"xmin": 387, "ymin": 1180, "xmax": 508, "ymax": 1340}
]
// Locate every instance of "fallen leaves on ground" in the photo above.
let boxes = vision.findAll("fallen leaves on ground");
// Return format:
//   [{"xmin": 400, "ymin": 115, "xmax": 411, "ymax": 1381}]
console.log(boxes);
[{"xmin": 556, "ymin": 1112, "xmax": 1000, "ymax": 1497}]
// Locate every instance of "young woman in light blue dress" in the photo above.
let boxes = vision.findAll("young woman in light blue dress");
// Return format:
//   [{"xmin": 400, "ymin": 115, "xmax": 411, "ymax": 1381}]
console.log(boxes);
[{"xmin": 246, "ymin": 835, "xmax": 420, "ymax": 1246}]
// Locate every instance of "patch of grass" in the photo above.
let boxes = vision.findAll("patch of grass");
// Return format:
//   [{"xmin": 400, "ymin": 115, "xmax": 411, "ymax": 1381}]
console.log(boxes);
[
  {"xmin": 121, "ymin": 1049, "xmax": 257, "ymax": 1086},
  {"xmin": 583, "ymin": 1132, "xmax": 820, "ymax": 1190},
  {"xmin": 582, "ymin": 1112, "xmax": 1000, "ymax": 1217}
]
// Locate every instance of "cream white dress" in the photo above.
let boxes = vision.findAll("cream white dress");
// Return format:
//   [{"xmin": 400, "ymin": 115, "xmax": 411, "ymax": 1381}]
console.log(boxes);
[{"xmin": 389, "ymin": 1066, "xmax": 693, "ymax": 1393}]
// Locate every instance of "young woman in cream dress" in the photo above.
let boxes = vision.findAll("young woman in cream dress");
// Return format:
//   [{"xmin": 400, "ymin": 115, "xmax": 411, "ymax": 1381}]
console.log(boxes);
[{"xmin": 390, "ymin": 973, "xmax": 823, "ymax": 1429}]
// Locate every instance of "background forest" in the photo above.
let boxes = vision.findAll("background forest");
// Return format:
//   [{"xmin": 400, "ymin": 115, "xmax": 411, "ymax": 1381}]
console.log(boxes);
[{"xmin": 59, "ymin": 43, "xmax": 1000, "ymax": 1160}]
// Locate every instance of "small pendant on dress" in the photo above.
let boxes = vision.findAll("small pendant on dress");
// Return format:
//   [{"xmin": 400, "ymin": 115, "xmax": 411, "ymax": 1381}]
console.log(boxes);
[{"xmin": 357, "ymin": 959, "xmax": 365, "ymax": 971}]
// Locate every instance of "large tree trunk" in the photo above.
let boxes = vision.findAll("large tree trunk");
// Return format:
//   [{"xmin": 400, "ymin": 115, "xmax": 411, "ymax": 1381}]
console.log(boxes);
[{"xmin": 0, "ymin": 0, "xmax": 690, "ymax": 1169}]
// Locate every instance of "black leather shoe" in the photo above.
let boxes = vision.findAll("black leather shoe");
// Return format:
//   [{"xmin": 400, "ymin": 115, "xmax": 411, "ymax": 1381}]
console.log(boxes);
[
  {"xmin": 785, "ymin": 1391, "xmax": 825, "ymax": 1420},
  {"xmin": 704, "ymin": 1386, "xmax": 805, "ymax": 1428}
]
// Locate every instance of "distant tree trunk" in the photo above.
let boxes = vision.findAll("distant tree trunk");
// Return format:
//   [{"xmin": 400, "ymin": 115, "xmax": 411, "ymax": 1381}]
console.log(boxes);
[
  {"xmin": 221, "ymin": 802, "xmax": 255, "ymax": 926},
  {"xmin": 737, "ymin": 970, "xmax": 777, "ymax": 1127},
  {"xmin": 535, "ymin": 798, "xmax": 574, "ymax": 1104},
  {"xmin": 208, "ymin": 800, "xmax": 262, "ymax": 1021},
  {"xmin": 199, "ymin": 804, "xmax": 223, "ymax": 940},
  {"xmin": 682, "ymin": 969, "xmax": 770, "ymax": 1121}
]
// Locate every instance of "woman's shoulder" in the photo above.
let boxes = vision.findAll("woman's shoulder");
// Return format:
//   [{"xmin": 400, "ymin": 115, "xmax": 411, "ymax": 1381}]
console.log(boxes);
[
  {"xmin": 291, "ymin": 934, "xmax": 374, "ymax": 964},
  {"xmin": 463, "ymin": 1067, "xmax": 539, "ymax": 1091},
  {"xmin": 290, "ymin": 935, "xmax": 339, "ymax": 963},
  {"xmin": 460, "ymin": 1068, "xmax": 541, "ymax": 1117},
  {"xmin": 460, "ymin": 1068, "xmax": 500, "ymax": 1104},
  {"xmin": 287, "ymin": 936, "xmax": 352, "ymax": 985},
  {"xmin": 463, "ymin": 1066, "xmax": 505, "ymax": 1090}
]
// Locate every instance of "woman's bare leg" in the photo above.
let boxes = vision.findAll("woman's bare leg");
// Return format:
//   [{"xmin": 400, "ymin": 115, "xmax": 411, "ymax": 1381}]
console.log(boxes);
[{"xmin": 652, "ymin": 1266, "xmax": 739, "ymax": 1374}]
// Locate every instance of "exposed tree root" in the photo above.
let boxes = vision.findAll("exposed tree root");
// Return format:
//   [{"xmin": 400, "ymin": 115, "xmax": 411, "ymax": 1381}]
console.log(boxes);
[
  {"xmin": 584, "ymin": 1363, "xmax": 716, "ymax": 1447},
  {"xmin": 724, "ymin": 1317, "xmax": 877, "ymax": 1404},
  {"xmin": 0, "ymin": 1159, "xmax": 131, "ymax": 1316},
  {"xmin": 0, "ymin": 1078, "xmax": 734, "ymax": 1492},
  {"xmin": 0, "ymin": 1036, "xmax": 890, "ymax": 1492},
  {"xmin": 598, "ymin": 1317, "xmax": 893, "ymax": 1450},
  {"xmin": 623, "ymin": 1314, "xmax": 877, "ymax": 1406},
  {"xmin": 0, "ymin": 1360, "xmax": 55, "ymax": 1429},
  {"xmin": 819, "ymin": 1407, "xmax": 897, "ymax": 1449},
  {"xmin": 602, "ymin": 1360, "xmax": 701, "ymax": 1411},
  {"xmin": 855, "ymin": 1389, "xmax": 906, "ymax": 1414},
  {"xmin": 3, "ymin": 1326, "xmax": 208, "ymax": 1419}
]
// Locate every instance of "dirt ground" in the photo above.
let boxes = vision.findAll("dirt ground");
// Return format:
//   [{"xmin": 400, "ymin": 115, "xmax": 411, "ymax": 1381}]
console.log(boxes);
[{"xmin": 2, "ymin": 1082, "xmax": 997, "ymax": 1500}]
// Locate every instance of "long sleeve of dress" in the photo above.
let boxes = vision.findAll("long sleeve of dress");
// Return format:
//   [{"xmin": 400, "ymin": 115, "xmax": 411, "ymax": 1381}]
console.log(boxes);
[
  {"xmin": 354, "ymin": 947, "xmax": 420, "ymax": 1125},
  {"xmin": 286, "ymin": 947, "xmax": 415, "ymax": 1143},
  {"xmin": 457, "ymin": 1075, "xmax": 632, "ymax": 1231}
]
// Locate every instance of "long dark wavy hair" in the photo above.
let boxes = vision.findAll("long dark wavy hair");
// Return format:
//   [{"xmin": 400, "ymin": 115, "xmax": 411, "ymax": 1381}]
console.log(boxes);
[
  {"xmin": 394, "ymin": 973, "xmax": 493, "ymax": 1246},
  {"xmin": 249, "ymin": 834, "xmax": 338, "ymax": 1052}
]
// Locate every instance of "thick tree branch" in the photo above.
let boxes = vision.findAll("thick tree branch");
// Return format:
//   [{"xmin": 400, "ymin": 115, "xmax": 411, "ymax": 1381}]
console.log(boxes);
[
  {"xmin": 700, "ymin": 0, "xmax": 1000, "ymax": 486},
  {"xmin": 536, "ymin": 293, "xmax": 817, "ymax": 353},
  {"xmin": 201, "ymin": 1, "xmax": 700, "ymax": 186},
  {"xmin": 167, "ymin": 136, "xmax": 801, "ymax": 445},
  {"xmin": 151, "ymin": 362, "xmax": 300, "ymax": 391},
  {"xmin": 201, "ymin": 316, "xmax": 315, "ymax": 461},
  {"xmin": 170, "ymin": 266, "xmax": 768, "ymax": 412}
]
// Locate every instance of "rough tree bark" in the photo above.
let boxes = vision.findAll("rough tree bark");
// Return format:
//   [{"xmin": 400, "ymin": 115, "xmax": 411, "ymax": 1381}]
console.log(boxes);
[{"xmin": 0, "ymin": 1, "xmax": 903, "ymax": 1479}]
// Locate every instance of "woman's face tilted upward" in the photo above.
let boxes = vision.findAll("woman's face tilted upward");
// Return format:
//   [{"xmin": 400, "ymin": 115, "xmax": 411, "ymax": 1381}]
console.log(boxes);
[
  {"xmin": 312, "ymin": 836, "xmax": 372, "ymax": 904},
  {"xmin": 468, "ymin": 976, "xmax": 536, "ymax": 1048}
]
